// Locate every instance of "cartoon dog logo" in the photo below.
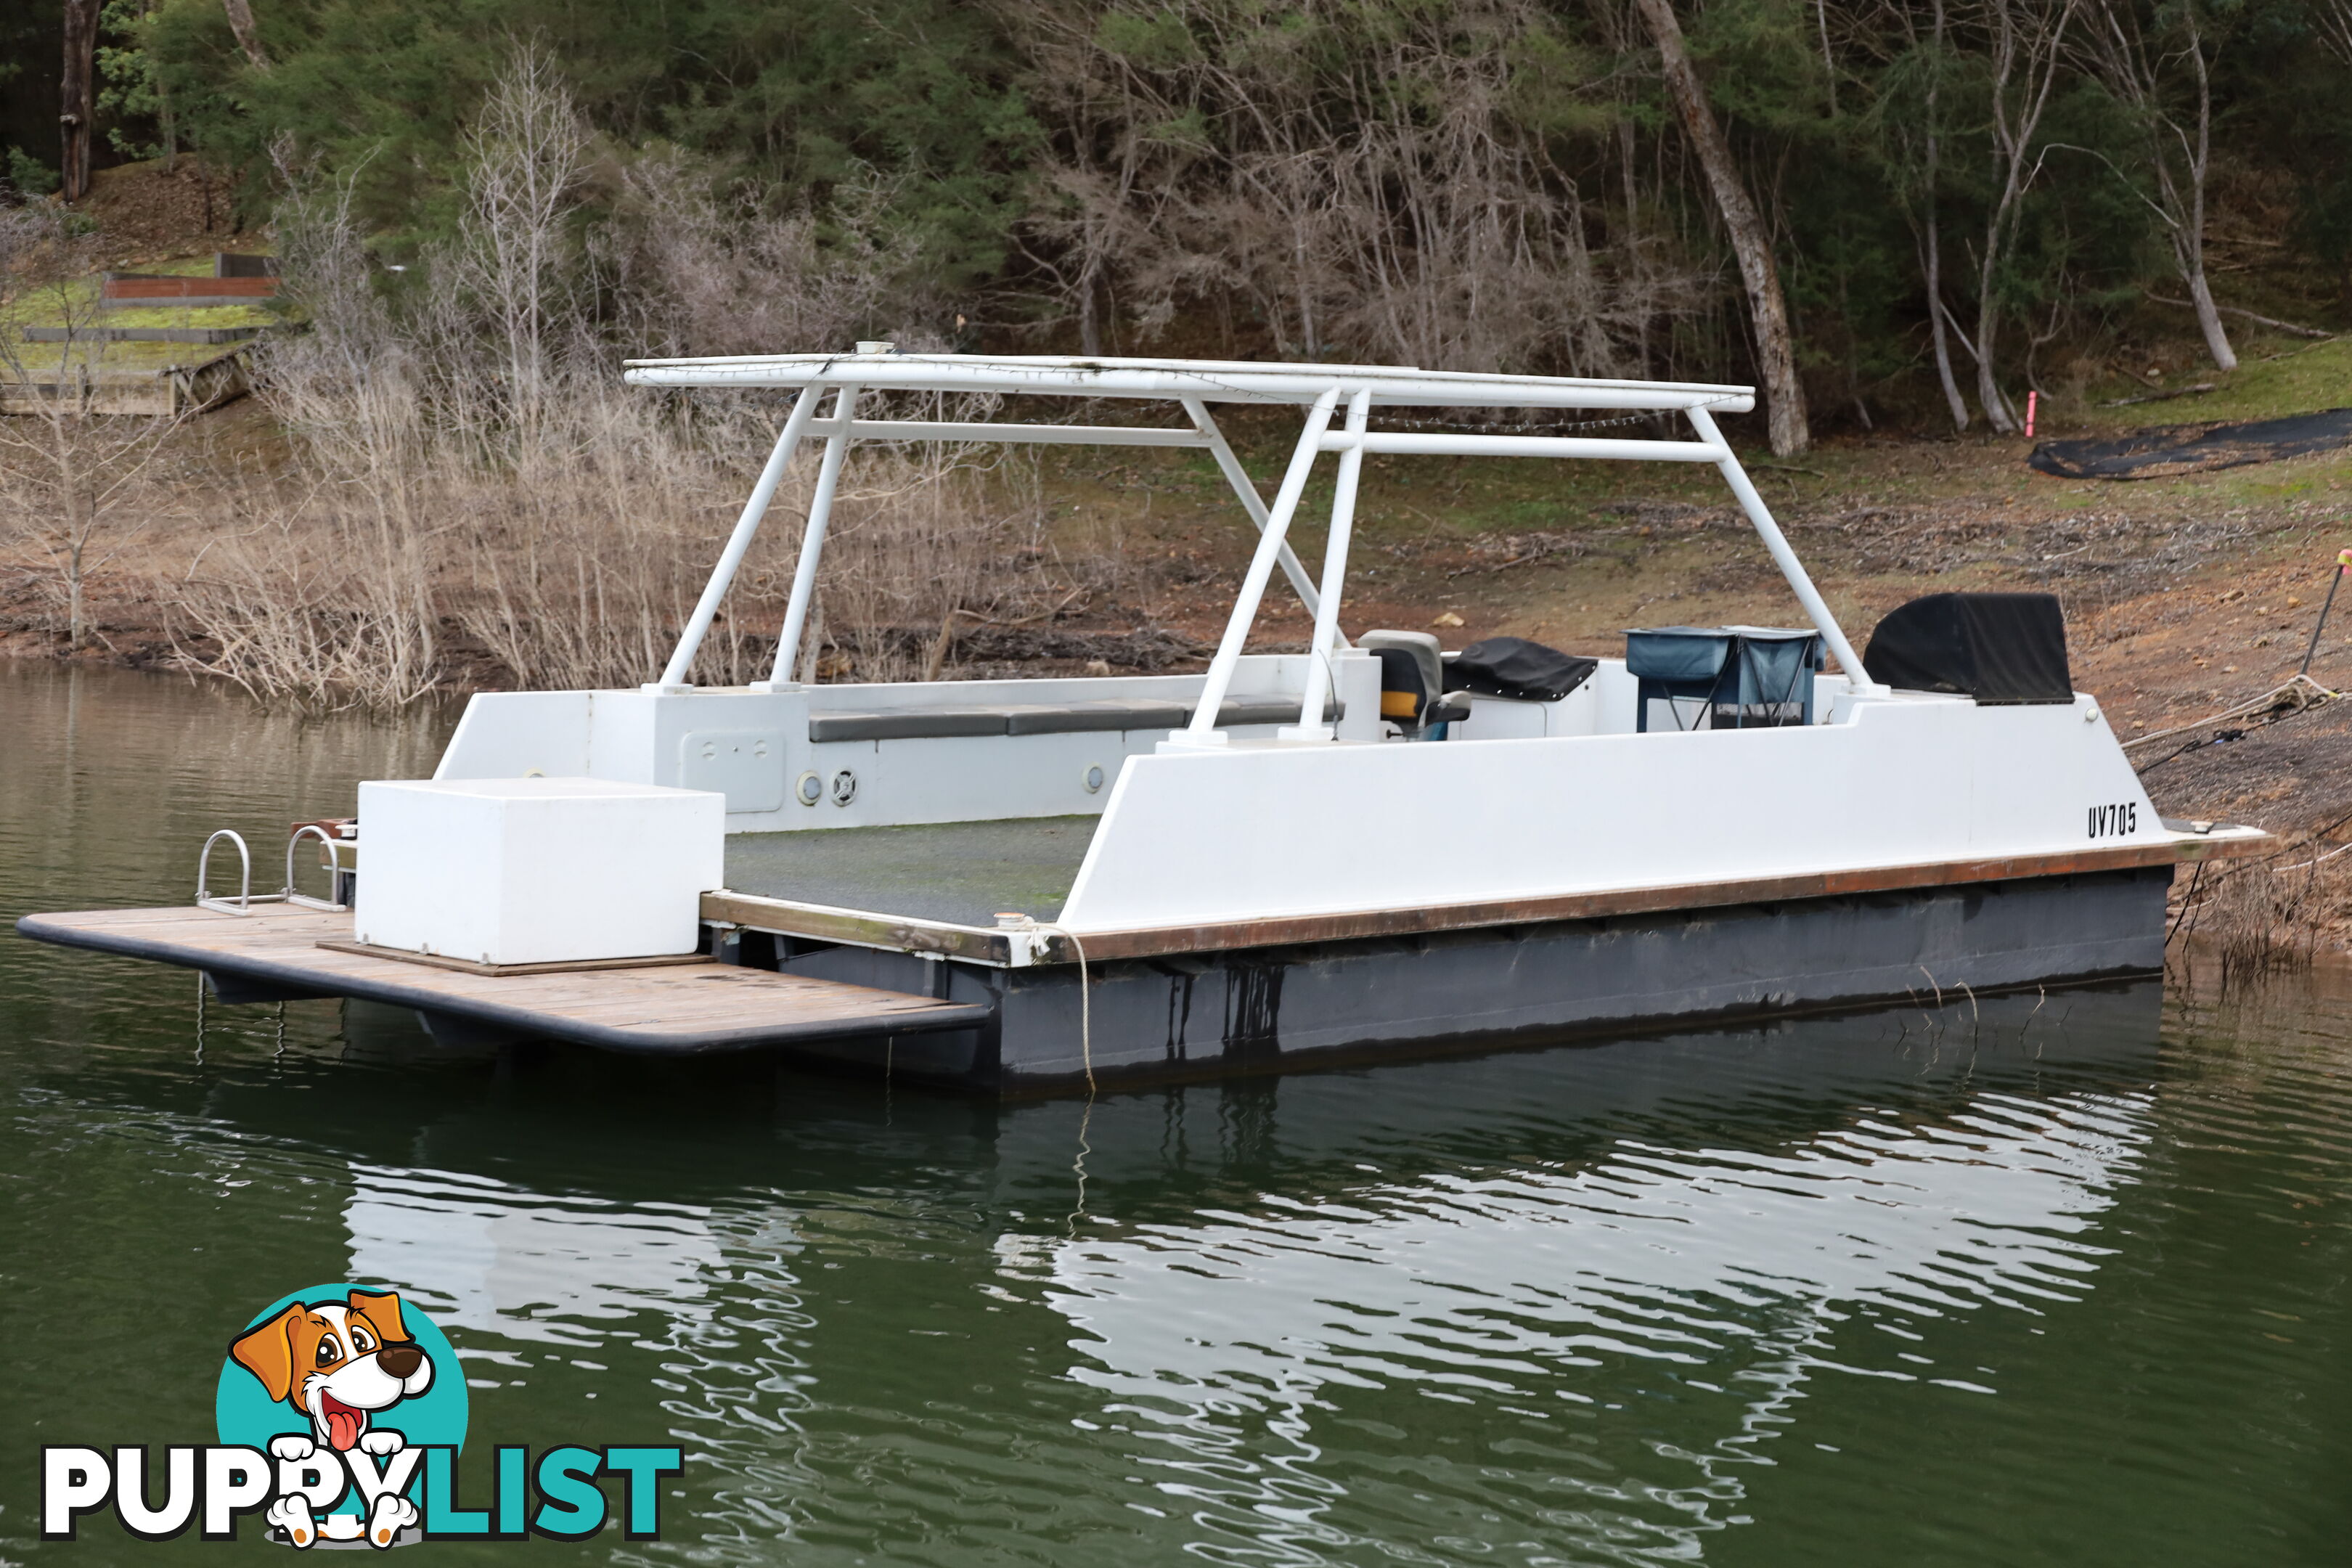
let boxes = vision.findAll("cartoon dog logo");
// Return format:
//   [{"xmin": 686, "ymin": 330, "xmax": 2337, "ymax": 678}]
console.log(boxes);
[{"xmin": 229, "ymin": 1289, "xmax": 433, "ymax": 1547}]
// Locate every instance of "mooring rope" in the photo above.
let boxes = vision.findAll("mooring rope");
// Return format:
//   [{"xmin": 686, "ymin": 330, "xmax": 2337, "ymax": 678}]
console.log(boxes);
[
  {"xmin": 1021, "ymin": 920, "xmax": 1098, "ymax": 1238},
  {"xmin": 1024, "ymin": 921, "xmax": 1094, "ymax": 1095},
  {"xmin": 2126, "ymin": 673, "xmax": 2337, "ymax": 775}
]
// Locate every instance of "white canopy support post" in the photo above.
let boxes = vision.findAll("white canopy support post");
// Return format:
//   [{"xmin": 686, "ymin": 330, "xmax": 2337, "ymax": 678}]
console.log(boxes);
[
  {"xmin": 1181, "ymin": 396, "xmax": 1326, "ymax": 623},
  {"xmin": 1686, "ymin": 404, "xmax": 1883, "ymax": 695},
  {"xmin": 1285, "ymin": 388, "xmax": 1371, "ymax": 741},
  {"xmin": 649, "ymin": 383, "xmax": 824, "ymax": 690},
  {"xmin": 759, "ymin": 383, "xmax": 861, "ymax": 690},
  {"xmin": 1172, "ymin": 388, "xmax": 1342, "ymax": 747}
]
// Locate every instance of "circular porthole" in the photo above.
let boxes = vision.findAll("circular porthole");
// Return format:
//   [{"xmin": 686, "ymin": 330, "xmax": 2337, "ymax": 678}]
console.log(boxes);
[
  {"xmin": 1081, "ymin": 763, "xmax": 1106, "ymax": 794},
  {"xmin": 830, "ymin": 769, "xmax": 859, "ymax": 806},
  {"xmin": 794, "ymin": 771, "xmax": 823, "ymax": 807}
]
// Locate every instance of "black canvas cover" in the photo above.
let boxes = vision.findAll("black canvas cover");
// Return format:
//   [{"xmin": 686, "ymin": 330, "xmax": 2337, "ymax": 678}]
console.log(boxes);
[
  {"xmin": 1448, "ymin": 637, "xmax": 1598, "ymax": 701},
  {"xmin": 1861, "ymin": 592, "xmax": 2073, "ymax": 703},
  {"xmin": 2028, "ymin": 408, "xmax": 2352, "ymax": 480}
]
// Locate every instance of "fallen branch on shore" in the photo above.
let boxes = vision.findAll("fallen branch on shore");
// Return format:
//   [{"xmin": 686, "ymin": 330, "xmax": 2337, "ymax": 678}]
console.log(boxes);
[{"xmin": 2144, "ymin": 295, "xmax": 2332, "ymax": 340}]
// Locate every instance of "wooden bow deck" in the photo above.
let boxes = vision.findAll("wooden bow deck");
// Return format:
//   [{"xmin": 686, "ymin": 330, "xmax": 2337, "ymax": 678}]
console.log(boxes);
[{"xmin": 14, "ymin": 905, "xmax": 990, "ymax": 1054}]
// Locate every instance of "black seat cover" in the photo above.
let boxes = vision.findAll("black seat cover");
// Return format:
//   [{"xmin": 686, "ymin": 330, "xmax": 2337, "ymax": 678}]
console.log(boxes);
[{"xmin": 1448, "ymin": 637, "xmax": 1597, "ymax": 701}]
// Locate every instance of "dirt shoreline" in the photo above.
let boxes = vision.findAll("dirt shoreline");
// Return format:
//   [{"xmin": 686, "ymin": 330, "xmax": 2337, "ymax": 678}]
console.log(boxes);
[{"xmin": 12, "ymin": 434, "xmax": 2351, "ymax": 841}]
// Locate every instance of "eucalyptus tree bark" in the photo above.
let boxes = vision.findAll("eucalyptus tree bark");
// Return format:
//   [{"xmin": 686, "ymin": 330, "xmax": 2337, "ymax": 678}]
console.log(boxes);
[
  {"xmin": 221, "ymin": 0, "xmax": 271, "ymax": 69},
  {"xmin": 2087, "ymin": 0, "xmax": 2234, "ymax": 369},
  {"xmin": 1632, "ymin": 0, "xmax": 1810, "ymax": 455},
  {"xmin": 60, "ymin": 0, "xmax": 99, "ymax": 203}
]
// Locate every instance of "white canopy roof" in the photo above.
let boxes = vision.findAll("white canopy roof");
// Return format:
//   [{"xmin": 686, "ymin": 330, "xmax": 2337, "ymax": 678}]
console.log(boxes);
[{"xmin": 621, "ymin": 351, "xmax": 1757, "ymax": 414}]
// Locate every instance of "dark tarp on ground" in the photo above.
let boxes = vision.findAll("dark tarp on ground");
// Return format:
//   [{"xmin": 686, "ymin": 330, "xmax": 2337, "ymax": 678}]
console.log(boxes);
[
  {"xmin": 1446, "ymin": 637, "xmax": 1597, "ymax": 701},
  {"xmin": 1861, "ymin": 592, "xmax": 2075, "ymax": 703},
  {"xmin": 2028, "ymin": 407, "xmax": 2352, "ymax": 480}
]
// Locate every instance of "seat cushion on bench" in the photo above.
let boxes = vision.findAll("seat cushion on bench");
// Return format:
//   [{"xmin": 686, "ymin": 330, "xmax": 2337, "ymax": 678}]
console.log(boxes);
[
  {"xmin": 1004, "ymin": 699, "xmax": 1191, "ymax": 735},
  {"xmin": 809, "ymin": 709, "xmax": 1008, "ymax": 742},
  {"xmin": 1187, "ymin": 696, "xmax": 1344, "ymax": 727},
  {"xmin": 809, "ymin": 695, "xmax": 1343, "ymax": 743}
]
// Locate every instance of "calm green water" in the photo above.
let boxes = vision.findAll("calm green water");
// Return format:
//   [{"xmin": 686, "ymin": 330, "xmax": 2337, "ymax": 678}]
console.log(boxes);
[{"xmin": 3, "ymin": 661, "xmax": 2348, "ymax": 1565}]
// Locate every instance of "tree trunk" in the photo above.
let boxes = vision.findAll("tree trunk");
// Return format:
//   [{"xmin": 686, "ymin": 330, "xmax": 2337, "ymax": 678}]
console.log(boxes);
[
  {"xmin": 2178, "ymin": 15, "xmax": 2234, "ymax": 371},
  {"xmin": 1923, "ymin": 0, "xmax": 1969, "ymax": 430},
  {"xmin": 1632, "ymin": 0, "xmax": 1810, "ymax": 455},
  {"xmin": 68, "ymin": 542, "xmax": 86, "ymax": 650},
  {"xmin": 1974, "ymin": 246, "xmax": 2016, "ymax": 430},
  {"xmin": 1077, "ymin": 261, "xmax": 1102, "ymax": 356},
  {"xmin": 60, "ymin": 0, "xmax": 99, "ymax": 203},
  {"xmin": 221, "ymin": 0, "xmax": 271, "ymax": 69},
  {"xmin": 1924, "ymin": 214, "xmax": 1969, "ymax": 430},
  {"xmin": 2186, "ymin": 264, "xmax": 2237, "ymax": 372}
]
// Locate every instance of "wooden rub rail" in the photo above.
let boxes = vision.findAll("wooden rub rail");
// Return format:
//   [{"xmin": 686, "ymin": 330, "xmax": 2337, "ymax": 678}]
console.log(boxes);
[
  {"xmin": 701, "ymin": 825, "xmax": 2273, "ymax": 968},
  {"xmin": 12, "ymin": 905, "xmax": 990, "ymax": 1054}
]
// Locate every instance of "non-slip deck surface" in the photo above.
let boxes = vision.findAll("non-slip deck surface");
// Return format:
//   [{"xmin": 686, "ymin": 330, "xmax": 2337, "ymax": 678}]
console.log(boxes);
[
  {"xmin": 724, "ymin": 815, "xmax": 1099, "ymax": 926},
  {"xmin": 15, "ymin": 905, "xmax": 989, "ymax": 1053}
]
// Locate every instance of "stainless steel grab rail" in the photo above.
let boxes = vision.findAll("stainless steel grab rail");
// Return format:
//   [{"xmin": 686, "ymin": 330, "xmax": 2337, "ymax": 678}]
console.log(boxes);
[
  {"xmin": 196, "ymin": 829, "xmax": 266, "ymax": 915},
  {"xmin": 284, "ymin": 824, "xmax": 351, "ymax": 912},
  {"xmin": 197, "ymin": 824, "xmax": 354, "ymax": 917}
]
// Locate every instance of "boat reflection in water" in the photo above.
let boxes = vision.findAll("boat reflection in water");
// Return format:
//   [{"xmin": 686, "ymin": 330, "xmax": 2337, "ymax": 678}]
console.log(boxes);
[
  {"xmin": 310, "ymin": 983, "xmax": 2163, "ymax": 1560},
  {"xmin": 344, "ymin": 1164, "xmax": 725, "ymax": 1344}
]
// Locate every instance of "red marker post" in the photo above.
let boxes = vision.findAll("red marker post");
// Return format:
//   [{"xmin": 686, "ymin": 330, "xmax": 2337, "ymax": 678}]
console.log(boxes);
[
  {"xmin": 2298, "ymin": 546, "xmax": 2352, "ymax": 678},
  {"xmin": 2025, "ymin": 390, "xmax": 2038, "ymax": 439}
]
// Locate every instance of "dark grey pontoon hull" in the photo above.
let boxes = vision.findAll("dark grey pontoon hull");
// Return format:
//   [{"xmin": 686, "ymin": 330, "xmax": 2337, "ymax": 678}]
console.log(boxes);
[{"xmin": 764, "ymin": 865, "xmax": 2173, "ymax": 1092}]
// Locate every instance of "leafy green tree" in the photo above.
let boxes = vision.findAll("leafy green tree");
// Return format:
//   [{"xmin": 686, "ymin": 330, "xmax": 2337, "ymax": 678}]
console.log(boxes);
[{"xmin": 128, "ymin": 0, "xmax": 1037, "ymax": 285}]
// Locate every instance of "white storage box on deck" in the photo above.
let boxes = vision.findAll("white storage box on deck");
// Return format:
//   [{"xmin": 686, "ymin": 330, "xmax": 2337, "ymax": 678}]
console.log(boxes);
[{"xmin": 354, "ymin": 777, "xmax": 725, "ymax": 965}]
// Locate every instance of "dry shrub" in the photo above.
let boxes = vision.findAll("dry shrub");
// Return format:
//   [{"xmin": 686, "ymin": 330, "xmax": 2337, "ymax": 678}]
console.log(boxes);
[
  {"xmin": 163, "ymin": 47, "xmax": 1053, "ymax": 709},
  {"xmin": 2171, "ymin": 850, "xmax": 2352, "ymax": 989},
  {"xmin": 796, "ymin": 424, "xmax": 1053, "ymax": 684},
  {"xmin": 1010, "ymin": 0, "xmax": 1712, "ymax": 373},
  {"xmin": 605, "ymin": 153, "xmax": 929, "ymax": 358}
]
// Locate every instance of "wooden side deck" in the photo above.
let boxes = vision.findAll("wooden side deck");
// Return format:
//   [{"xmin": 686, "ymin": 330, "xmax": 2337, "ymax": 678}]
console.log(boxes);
[
  {"xmin": 14, "ymin": 905, "xmax": 990, "ymax": 1054},
  {"xmin": 702, "ymin": 821, "xmax": 2275, "ymax": 967}
]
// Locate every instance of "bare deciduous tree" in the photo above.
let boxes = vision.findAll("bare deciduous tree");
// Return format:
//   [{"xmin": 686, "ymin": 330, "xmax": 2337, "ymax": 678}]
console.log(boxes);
[
  {"xmin": 0, "ymin": 207, "xmax": 189, "ymax": 650},
  {"xmin": 446, "ymin": 46, "xmax": 592, "ymax": 454}
]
